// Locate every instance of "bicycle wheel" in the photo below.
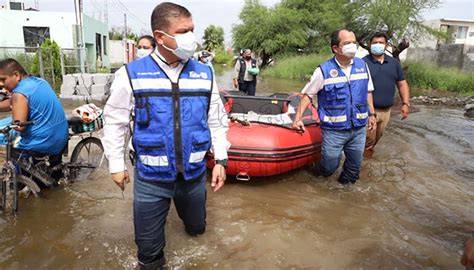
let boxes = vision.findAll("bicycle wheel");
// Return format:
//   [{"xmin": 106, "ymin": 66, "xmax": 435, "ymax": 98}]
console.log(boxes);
[
  {"xmin": 70, "ymin": 137, "xmax": 104, "ymax": 181},
  {"xmin": 17, "ymin": 175, "xmax": 41, "ymax": 198},
  {"xmin": 1, "ymin": 173, "xmax": 6, "ymax": 213},
  {"xmin": 0, "ymin": 164, "xmax": 18, "ymax": 214}
]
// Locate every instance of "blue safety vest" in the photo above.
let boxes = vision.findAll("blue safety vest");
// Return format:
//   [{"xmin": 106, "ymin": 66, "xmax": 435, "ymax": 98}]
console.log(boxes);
[
  {"xmin": 317, "ymin": 57, "xmax": 369, "ymax": 130},
  {"xmin": 126, "ymin": 55, "xmax": 213, "ymax": 182}
]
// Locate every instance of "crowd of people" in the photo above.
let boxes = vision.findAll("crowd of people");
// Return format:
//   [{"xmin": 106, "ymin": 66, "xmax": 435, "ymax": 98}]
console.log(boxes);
[{"xmin": 0, "ymin": 1, "xmax": 471, "ymax": 270}]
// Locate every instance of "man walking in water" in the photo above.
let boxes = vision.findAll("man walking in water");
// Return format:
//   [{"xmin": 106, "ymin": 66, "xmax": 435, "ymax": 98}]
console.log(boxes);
[
  {"xmin": 293, "ymin": 28, "xmax": 376, "ymax": 186},
  {"xmin": 102, "ymin": 2, "xmax": 229, "ymax": 269}
]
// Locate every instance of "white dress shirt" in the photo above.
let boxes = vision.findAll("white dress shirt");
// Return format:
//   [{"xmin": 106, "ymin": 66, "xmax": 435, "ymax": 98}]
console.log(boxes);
[
  {"xmin": 102, "ymin": 50, "xmax": 230, "ymax": 174},
  {"xmin": 301, "ymin": 58, "xmax": 374, "ymax": 97}
]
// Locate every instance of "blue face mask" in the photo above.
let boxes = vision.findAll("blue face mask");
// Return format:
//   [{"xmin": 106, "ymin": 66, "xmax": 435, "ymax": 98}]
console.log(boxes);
[{"xmin": 370, "ymin": 43, "xmax": 385, "ymax": 56}]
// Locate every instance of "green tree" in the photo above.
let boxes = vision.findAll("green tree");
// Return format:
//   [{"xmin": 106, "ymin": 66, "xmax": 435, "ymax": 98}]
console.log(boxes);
[
  {"xmin": 232, "ymin": 0, "xmax": 310, "ymax": 67},
  {"xmin": 348, "ymin": 0, "xmax": 442, "ymax": 59},
  {"xmin": 281, "ymin": 0, "xmax": 350, "ymax": 52},
  {"xmin": 202, "ymin": 25, "xmax": 225, "ymax": 52},
  {"xmin": 31, "ymin": 38, "xmax": 62, "ymax": 91},
  {"xmin": 282, "ymin": 0, "xmax": 443, "ymax": 59},
  {"xmin": 108, "ymin": 26, "xmax": 139, "ymax": 41}
]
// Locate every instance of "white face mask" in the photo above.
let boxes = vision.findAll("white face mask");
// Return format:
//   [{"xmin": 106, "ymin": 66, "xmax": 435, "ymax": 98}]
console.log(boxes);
[
  {"xmin": 159, "ymin": 31, "xmax": 197, "ymax": 60},
  {"xmin": 342, "ymin": 43, "xmax": 358, "ymax": 58},
  {"xmin": 136, "ymin": 48, "xmax": 153, "ymax": 59}
]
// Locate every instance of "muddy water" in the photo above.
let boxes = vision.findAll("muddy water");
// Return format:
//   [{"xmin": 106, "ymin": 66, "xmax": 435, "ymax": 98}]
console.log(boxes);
[{"xmin": 0, "ymin": 69, "xmax": 473, "ymax": 269}]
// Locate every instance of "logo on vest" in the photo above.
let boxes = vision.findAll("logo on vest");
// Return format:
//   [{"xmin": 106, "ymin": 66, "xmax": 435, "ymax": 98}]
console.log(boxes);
[
  {"xmin": 329, "ymin": 69, "xmax": 338, "ymax": 78},
  {"xmin": 189, "ymin": 71, "xmax": 208, "ymax": 79},
  {"xmin": 355, "ymin": 68, "xmax": 365, "ymax": 73}
]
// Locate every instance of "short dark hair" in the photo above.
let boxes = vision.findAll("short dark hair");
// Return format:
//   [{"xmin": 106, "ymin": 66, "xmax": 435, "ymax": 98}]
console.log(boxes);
[
  {"xmin": 369, "ymin": 31, "xmax": 388, "ymax": 43},
  {"xmin": 0, "ymin": 58, "xmax": 27, "ymax": 76},
  {"xmin": 330, "ymin": 28, "xmax": 354, "ymax": 53},
  {"xmin": 138, "ymin": 35, "xmax": 157, "ymax": 49},
  {"xmin": 151, "ymin": 2, "xmax": 192, "ymax": 32}
]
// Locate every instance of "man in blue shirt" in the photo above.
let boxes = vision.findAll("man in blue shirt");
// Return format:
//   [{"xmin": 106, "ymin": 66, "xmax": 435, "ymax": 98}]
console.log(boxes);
[
  {"xmin": 363, "ymin": 32, "xmax": 410, "ymax": 158},
  {"xmin": 0, "ymin": 58, "xmax": 68, "ymax": 160}
]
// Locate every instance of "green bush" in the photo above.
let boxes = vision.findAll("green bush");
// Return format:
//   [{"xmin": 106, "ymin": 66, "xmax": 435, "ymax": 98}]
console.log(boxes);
[
  {"xmin": 31, "ymin": 39, "xmax": 62, "ymax": 92},
  {"xmin": 0, "ymin": 51, "xmax": 35, "ymax": 73},
  {"xmin": 264, "ymin": 53, "xmax": 474, "ymax": 96},
  {"xmin": 213, "ymin": 47, "xmax": 233, "ymax": 65},
  {"xmin": 404, "ymin": 61, "xmax": 474, "ymax": 95},
  {"xmin": 263, "ymin": 53, "xmax": 332, "ymax": 80}
]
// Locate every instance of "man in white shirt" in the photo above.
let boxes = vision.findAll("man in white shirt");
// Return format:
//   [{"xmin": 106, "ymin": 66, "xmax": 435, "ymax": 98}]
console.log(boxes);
[
  {"xmin": 293, "ymin": 28, "xmax": 377, "ymax": 186},
  {"xmin": 101, "ymin": 3, "xmax": 229, "ymax": 269}
]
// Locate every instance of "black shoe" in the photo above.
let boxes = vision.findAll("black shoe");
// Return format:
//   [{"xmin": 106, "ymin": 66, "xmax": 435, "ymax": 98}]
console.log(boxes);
[
  {"xmin": 311, "ymin": 165, "xmax": 323, "ymax": 177},
  {"xmin": 139, "ymin": 256, "xmax": 165, "ymax": 270},
  {"xmin": 337, "ymin": 174, "xmax": 351, "ymax": 185},
  {"xmin": 185, "ymin": 226, "xmax": 205, "ymax": 237}
]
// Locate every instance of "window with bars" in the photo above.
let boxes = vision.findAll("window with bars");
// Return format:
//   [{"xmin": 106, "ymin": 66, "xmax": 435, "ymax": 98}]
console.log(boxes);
[
  {"xmin": 23, "ymin": 26, "xmax": 50, "ymax": 52},
  {"xmin": 457, "ymin": 26, "xmax": 468, "ymax": 39}
]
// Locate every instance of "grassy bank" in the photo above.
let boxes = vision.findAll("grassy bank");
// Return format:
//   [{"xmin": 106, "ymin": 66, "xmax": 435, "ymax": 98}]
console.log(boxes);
[
  {"xmin": 263, "ymin": 54, "xmax": 474, "ymax": 96},
  {"xmin": 263, "ymin": 54, "xmax": 332, "ymax": 81},
  {"xmin": 404, "ymin": 61, "xmax": 474, "ymax": 96}
]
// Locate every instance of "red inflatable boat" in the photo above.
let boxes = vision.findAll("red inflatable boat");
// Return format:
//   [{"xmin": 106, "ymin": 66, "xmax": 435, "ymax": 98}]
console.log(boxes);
[{"xmin": 207, "ymin": 91, "xmax": 322, "ymax": 180}]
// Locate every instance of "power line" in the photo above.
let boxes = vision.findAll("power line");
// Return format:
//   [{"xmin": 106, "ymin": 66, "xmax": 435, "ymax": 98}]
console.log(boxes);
[
  {"xmin": 88, "ymin": 0, "xmax": 102, "ymax": 21},
  {"xmin": 112, "ymin": 0, "xmax": 147, "ymax": 28}
]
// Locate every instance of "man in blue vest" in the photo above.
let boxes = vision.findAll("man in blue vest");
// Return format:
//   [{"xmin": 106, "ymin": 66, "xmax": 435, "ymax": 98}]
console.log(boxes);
[
  {"xmin": 102, "ymin": 2, "xmax": 229, "ymax": 269},
  {"xmin": 293, "ymin": 28, "xmax": 377, "ymax": 186},
  {"xmin": 233, "ymin": 48, "xmax": 258, "ymax": 96}
]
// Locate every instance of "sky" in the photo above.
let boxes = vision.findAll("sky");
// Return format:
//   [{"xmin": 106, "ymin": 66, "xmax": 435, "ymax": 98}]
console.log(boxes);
[{"xmin": 3, "ymin": 0, "xmax": 474, "ymax": 45}]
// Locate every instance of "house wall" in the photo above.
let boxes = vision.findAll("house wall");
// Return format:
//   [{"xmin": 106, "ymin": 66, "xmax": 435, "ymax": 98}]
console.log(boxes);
[
  {"xmin": 83, "ymin": 14, "xmax": 109, "ymax": 71},
  {"xmin": 0, "ymin": 10, "xmax": 110, "ymax": 71},
  {"xmin": 0, "ymin": 9, "xmax": 76, "ymax": 49}
]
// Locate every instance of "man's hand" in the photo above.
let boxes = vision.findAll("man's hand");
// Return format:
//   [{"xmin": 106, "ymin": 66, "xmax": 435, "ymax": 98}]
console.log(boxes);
[
  {"xmin": 462, "ymin": 237, "xmax": 474, "ymax": 270},
  {"xmin": 401, "ymin": 104, "xmax": 409, "ymax": 120},
  {"xmin": 292, "ymin": 119, "xmax": 305, "ymax": 131},
  {"xmin": 211, "ymin": 164, "xmax": 226, "ymax": 192},
  {"xmin": 233, "ymin": 79, "xmax": 238, "ymax": 89},
  {"xmin": 368, "ymin": 115, "xmax": 377, "ymax": 132},
  {"xmin": 111, "ymin": 171, "xmax": 130, "ymax": 191}
]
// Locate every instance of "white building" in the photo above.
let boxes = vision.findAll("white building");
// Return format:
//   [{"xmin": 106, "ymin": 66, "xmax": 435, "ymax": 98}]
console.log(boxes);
[
  {"xmin": 414, "ymin": 18, "xmax": 474, "ymax": 49},
  {"xmin": 0, "ymin": 1, "xmax": 110, "ymax": 71}
]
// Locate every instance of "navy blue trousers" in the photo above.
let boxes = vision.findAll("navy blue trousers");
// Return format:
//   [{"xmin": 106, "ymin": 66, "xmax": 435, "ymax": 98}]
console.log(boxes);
[
  {"xmin": 239, "ymin": 80, "xmax": 257, "ymax": 96},
  {"xmin": 133, "ymin": 172, "xmax": 207, "ymax": 268}
]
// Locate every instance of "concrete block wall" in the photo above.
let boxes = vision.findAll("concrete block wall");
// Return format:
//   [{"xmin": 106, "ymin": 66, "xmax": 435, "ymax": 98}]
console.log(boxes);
[
  {"xmin": 406, "ymin": 44, "xmax": 474, "ymax": 72},
  {"xmin": 60, "ymin": 73, "xmax": 114, "ymax": 103}
]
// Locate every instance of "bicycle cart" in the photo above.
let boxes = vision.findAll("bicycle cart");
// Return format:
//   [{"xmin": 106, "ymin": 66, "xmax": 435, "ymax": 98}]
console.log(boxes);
[{"xmin": 0, "ymin": 115, "xmax": 104, "ymax": 214}]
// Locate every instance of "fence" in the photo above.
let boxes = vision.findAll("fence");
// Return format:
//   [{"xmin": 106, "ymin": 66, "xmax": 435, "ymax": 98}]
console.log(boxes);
[{"xmin": 0, "ymin": 46, "xmax": 91, "ymax": 91}]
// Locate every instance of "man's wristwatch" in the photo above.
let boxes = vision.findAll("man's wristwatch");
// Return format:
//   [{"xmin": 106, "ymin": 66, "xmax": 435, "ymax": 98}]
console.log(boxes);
[
  {"xmin": 402, "ymin": 102, "xmax": 411, "ymax": 107},
  {"xmin": 215, "ymin": 159, "xmax": 228, "ymax": 169}
]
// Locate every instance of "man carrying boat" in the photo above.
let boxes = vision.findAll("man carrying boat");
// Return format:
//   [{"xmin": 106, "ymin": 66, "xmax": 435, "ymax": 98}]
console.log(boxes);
[{"xmin": 293, "ymin": 28, "xmax": 377, "ymax": 186}]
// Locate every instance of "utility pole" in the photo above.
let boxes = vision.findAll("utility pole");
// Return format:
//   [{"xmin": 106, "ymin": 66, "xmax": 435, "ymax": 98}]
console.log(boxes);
[
  {"xmin": 104, "ymin": 0, "xmax": 108, "ymax": 26},
  {"xmin": 74, "ymin": 0, "xmax": 85, "ymax": 73},
  {"xmin": 34, "ymin": 0, "xmax": 39, "ymax": 10},
  {"xmin": 123, "ymin": 13, "xmax": 128, "ymax": 64}
]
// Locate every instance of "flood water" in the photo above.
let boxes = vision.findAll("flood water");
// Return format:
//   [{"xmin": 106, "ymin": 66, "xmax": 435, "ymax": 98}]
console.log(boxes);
[{"xmin": 0, "ymin": 68, "xmax": 473, "ymax": 269}]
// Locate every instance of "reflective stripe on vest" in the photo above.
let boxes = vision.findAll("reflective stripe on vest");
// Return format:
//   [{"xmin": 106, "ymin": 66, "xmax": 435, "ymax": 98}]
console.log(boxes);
[
  {"xmin": 317, "ymin": 57, "xmax": 370, "ymax": 130},
  {"xmin": 126, "ymin": 54, "xmax": 213, "ymax": 182}
]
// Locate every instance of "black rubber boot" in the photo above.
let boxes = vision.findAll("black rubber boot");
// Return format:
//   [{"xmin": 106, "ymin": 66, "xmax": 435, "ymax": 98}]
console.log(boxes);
[{"xmin": 139, "ymin": 256, "xmax": 166, "ymax": 270}]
